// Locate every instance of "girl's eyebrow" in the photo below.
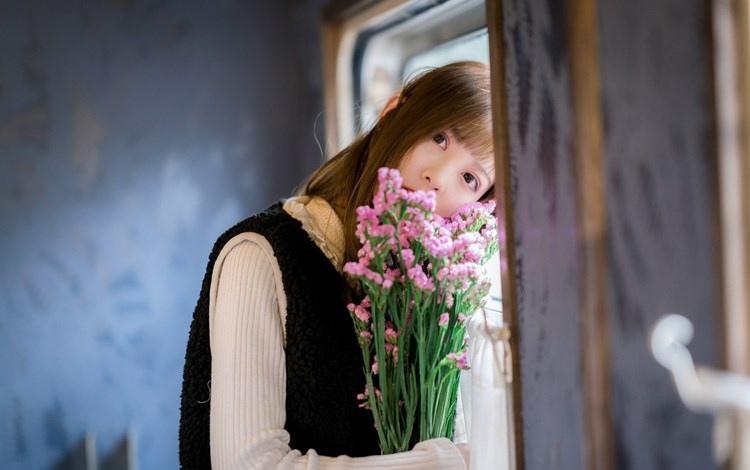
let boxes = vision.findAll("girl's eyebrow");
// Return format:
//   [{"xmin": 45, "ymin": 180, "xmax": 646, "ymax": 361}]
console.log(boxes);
[{"xmin": 448, "ymin": 131, "xmax": 494, "ymax": 182}]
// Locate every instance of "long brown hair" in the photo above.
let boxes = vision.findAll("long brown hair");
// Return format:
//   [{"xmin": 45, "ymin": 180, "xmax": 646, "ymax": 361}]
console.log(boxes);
[{"xmin": 300, "ymin": 60, "xmax": 494, "ymax": 265}]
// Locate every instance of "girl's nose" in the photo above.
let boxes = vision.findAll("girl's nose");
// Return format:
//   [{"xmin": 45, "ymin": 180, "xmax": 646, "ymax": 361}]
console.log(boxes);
[{"xmin": 422, "ymin": 168, "xmax": 445, "ymax": 192}]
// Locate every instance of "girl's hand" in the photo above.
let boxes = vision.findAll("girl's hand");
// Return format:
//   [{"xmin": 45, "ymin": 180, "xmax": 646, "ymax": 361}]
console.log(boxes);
[{"xmin": 456, "ymin": 442, "xmax": 470, "ymax": 468}]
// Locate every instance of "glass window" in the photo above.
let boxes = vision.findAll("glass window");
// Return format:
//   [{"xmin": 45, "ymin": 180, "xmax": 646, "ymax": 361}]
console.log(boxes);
[
  {"xmin": 402, "ymin": 28, "xmax": 490, "ymax": 81},
  {"xmin": 337, "ymin": 0, "xmax": 488, "ymax": 147}
]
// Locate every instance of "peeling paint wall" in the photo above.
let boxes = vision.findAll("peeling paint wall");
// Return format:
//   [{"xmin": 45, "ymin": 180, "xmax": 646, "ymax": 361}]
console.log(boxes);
[{"xmin": 0, "ymin": 1, "xmax": 327, "ymax": 468}]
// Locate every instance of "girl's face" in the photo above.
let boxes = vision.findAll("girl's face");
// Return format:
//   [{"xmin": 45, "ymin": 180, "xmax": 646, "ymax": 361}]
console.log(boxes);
[{"xmin": 397, "ymin": 130, "xmax": 494, "ymax": 217}]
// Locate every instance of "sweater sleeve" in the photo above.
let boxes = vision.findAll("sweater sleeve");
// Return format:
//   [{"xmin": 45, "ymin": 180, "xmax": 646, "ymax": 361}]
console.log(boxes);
[{"xmin": 208, "ymin": 236, "xmax": 467, "ymax": 470}]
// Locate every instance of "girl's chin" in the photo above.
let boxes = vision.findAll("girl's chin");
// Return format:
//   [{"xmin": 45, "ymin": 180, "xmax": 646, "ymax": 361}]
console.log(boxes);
[{"xmin": 435, "ymin": 208, "xmax": 451, "ymax": 218}]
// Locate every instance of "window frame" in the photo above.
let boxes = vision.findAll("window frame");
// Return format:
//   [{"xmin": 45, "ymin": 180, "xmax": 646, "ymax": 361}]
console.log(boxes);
[
  {"xmin": 321, "ymin": 0, "xmax": 487, "ymax": 154},
  {"xmin": 320, "ymin": 2, "xmax": 521, "ymax": 469}
]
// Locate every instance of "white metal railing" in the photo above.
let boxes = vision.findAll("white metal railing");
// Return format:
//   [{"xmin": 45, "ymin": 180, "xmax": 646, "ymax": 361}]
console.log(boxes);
[{"xmin": 651, "ymin": 314, "xmax": 750, "ymax": 464}]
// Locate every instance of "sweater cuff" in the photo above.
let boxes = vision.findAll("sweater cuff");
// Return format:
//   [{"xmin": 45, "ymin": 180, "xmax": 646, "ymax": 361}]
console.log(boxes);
[{"xmin": 413, "ymin": 437, "xmax": 467, "ymax": 469}]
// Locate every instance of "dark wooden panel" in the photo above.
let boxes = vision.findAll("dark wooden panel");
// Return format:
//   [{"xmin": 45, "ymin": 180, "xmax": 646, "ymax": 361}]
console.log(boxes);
[
  {"xmin": 597, "ymin": 1, "xmax": 722, "ymax": 469},
  {"xmin": 499, "ymin": 0, "xmax": 587, "ymax": 468}
]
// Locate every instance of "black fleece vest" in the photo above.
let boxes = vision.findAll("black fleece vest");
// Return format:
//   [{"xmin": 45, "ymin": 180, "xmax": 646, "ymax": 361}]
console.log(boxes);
[{"xmin": 179, "ymin": 201, "xmax": 380, "ymax": 468}]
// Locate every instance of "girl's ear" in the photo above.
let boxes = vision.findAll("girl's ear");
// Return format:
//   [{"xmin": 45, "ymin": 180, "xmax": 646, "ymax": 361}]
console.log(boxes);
[{"xmin": 378, "ymin": 92, "xmax": 401, "ymax": 119}]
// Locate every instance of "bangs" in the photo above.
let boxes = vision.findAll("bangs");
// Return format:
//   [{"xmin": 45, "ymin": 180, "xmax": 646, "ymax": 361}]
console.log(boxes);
[
  {"xmin": 451, "ymin": 117, "xmax": 494, "ymax": 165},
  {"xmin": 451, "ymin": 112, "xmax": 495, "ymax": 201}
]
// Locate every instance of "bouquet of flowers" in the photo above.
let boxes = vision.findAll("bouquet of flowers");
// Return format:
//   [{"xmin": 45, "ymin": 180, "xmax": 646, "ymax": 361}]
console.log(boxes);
[{"xmin": 344, "ymin": 167, "xmax": 498, "ymax": 454}]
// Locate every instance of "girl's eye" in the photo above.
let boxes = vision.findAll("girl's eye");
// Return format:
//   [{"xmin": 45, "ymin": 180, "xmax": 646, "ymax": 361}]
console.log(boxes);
[
  {"xmin": 463, "ymin": 172, "xmax": 479, "ymax": 191},
  {"xmin": 432, "ymin": 133, "xmax": 448, "ymax": 149}
]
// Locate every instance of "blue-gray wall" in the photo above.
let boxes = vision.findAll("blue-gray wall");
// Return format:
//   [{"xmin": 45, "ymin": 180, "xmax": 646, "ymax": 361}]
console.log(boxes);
[{"xmin": 0, "ymin": 1, "xmax": 326, "ymax": 468}]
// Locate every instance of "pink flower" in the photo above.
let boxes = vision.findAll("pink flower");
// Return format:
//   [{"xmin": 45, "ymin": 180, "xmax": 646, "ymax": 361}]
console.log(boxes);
[
  {"xmin": 436, "ymin": 263, "xmax": 483, "ymax": 291},
  {"xmin": 385, "ymin": 343, "xmax": 399, "ymax": 363},
  {"xmin": 345, "ymin": 167, "xmax": 497, "ymax": 417},
  {"xmin": 356, "ymin": 206, "xmax": 379, "ymax": 225},
  {"xmin": 347, "ymin": 302, "xmax": 371, "ymax": 323},
  {"xmin": 441, "ymin": 292, "xmax": 455, "ymax": 308},
  {"xmin": 373, "ymin": 168, "xmax": 404, "ymax": 214},
  {"xmin": 446, "ymin": 351, "xmax": 470, "ymax": 370},
  {"xmin": 382, "ymin": 268, "xmax": 400, "ymax": 289},
  {"xmin": 356, "ymin": 240, "xmax": 376, "ymax": 262},
  {"xmin": 399, "ymin": 187, "xmax": 437, "ymax": 212},
  {"xmin": 462, "ymin": 245, "xmax": 484, "ymax": 263},
  {"xmin": 357, "ymin": 388, "xmax": 369, "ymax": 409},
  {"xmin": 359, "ymin": 330, "xmax": 373, "ymax": 345},
  {"xmin": 357, "ymin": 385, "xmax": 382, "ymax": 409},
  {"xmin": 423, "ymin": 234, "xmax": 453, "ymax": 258},
  {"xmin": 344, "ymin": 261, "xmax": 384, "ymax": 285},
  {"xmin": 400, "ymin": 249, "xmax": 415, "ymax": 269},
  {"xmin": 384, "ymin": 326, "xmax": 398, "ymax": 343},
  {"xmin": 407, "ymin": 266, "xmax": 435, "ymax": 291}
]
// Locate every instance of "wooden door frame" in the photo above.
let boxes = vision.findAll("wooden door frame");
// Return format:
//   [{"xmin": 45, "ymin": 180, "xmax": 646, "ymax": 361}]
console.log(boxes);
[
  {"xmin": 711, "ymin": 0, "xmax": 750, "ymax": 467},
  {"xmin": 485, "ymin": 1, "xmax": 524, "ymax": 468},
  {"xmin": 565, "ymin": 0, "xmax": 616, "ymax": 468}
]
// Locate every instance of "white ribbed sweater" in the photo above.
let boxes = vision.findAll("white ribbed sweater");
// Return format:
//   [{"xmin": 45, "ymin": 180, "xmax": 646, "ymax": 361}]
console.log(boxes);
[{"xmin": 207, "ymin": 196, "xmax": 468, "ymax": 469}]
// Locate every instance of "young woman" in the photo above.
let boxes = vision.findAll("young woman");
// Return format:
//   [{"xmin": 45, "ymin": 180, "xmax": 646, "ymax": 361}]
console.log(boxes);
[{"xmin": 180, "ymin": 60, "xmax": 495, "ymax": 469}]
